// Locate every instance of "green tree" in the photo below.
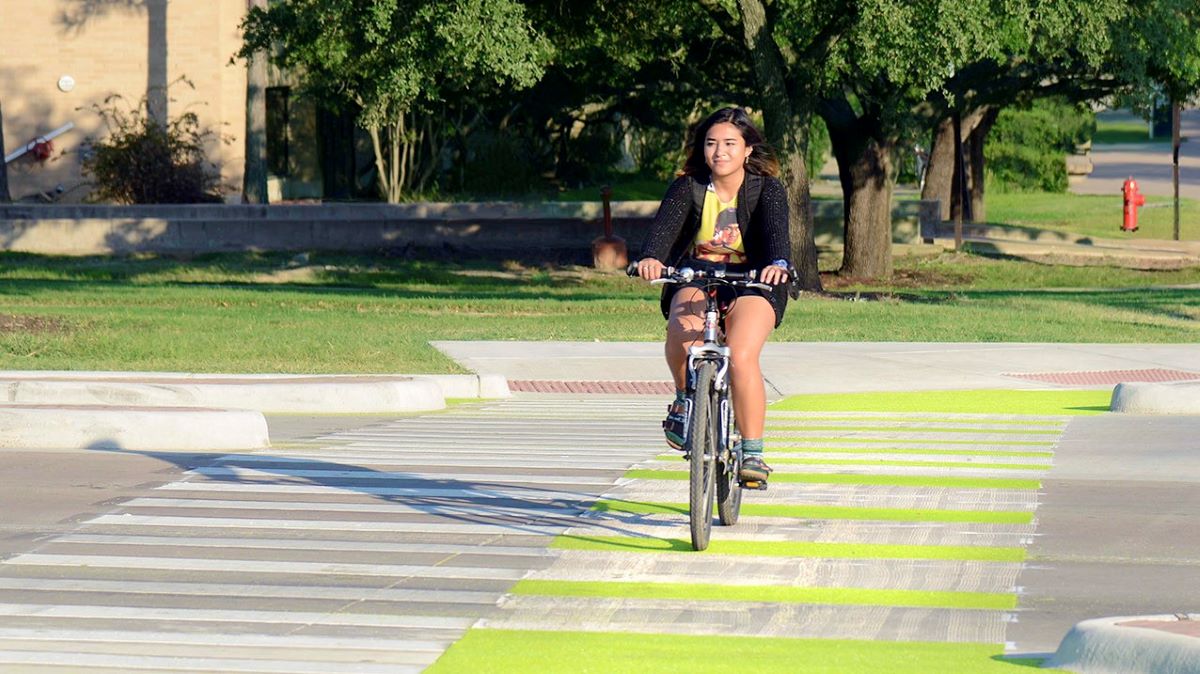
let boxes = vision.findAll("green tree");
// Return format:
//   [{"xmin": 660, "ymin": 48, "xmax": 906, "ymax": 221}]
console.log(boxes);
[
  {"xmin": 920, "ymin": 0, "xmax": 1200, "ymax": 223},
  {"xmin": 238, "ymin": 0, "xmax": 550, "ymax": 203}
]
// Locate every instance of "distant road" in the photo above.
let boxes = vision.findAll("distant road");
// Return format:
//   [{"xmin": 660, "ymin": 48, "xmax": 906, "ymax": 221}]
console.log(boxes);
[{"xmin": 1072, "ymin": 108, "xmax": 1200, "ymax": 199}]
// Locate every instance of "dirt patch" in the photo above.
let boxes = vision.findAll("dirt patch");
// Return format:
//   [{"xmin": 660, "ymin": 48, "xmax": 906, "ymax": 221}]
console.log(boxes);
[
  {"xmin": 819, "ymin": 266, "xmax": 971, "ymax": 290},
  {"xmin": 0, "ymin": 315, "xmax": 71, "ymax": 334}
]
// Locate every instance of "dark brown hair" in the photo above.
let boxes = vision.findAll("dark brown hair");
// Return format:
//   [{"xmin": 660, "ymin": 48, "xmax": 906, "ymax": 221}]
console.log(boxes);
[{"xmin": 678, "ymin": 107, "xmax": 780, "ymax": 178}]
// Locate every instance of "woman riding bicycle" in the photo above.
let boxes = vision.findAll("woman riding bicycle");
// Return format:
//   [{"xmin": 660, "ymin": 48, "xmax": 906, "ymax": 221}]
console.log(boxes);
[{"xmin": 635, "ymin": 107, "xmax": 791, "ymax": 484}]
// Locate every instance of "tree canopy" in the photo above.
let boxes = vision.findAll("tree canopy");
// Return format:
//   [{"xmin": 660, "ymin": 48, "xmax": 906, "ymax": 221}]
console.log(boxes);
[{"xmin": 239, "ymin": 0, "xmax": 551, "ymax": 201}]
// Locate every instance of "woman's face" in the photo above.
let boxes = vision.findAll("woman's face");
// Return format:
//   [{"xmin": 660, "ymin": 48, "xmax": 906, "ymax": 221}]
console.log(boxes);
[{"xmin": 704, "ymin": 122, "xmax": 752, "ymax": 180}]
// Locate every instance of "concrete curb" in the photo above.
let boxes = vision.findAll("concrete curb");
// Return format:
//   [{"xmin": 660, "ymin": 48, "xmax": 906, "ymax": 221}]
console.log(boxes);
[
  {"xmin": 0, "ymin": 405, "xmax": 269, "ymax": 451},
  {"xmin": 0, "ymin": 372, "xmax": 510, "ymax": 414},
  {"xmin": 1044, "ymin": 614, "xmax": 1200, "ymax": 674},
  {"xmin": 1110, "ymin": 381, "xmax": 1200, "ymax": 414}
]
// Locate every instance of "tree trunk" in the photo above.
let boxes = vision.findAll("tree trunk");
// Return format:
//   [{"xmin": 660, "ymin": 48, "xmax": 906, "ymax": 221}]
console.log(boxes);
[
  {"xmin": 242, "ymin": 0, "xmax": 269, "ymax": 204},
  {"xmin": 921, "ymin": 117, "xmax": 955, "ymax": 221},
  {"xmin": 966, "ymin": 106, "xmax": 998, "ymax": 222},
  {"xmin": 823, "ymin": 97, "xmax": 894, "ymax": 280},
  {"xmin": 837, "ymin": 138, "xmax": 895, "ymax": 279},
  {"xmin": 0, "ymin": 101, "xmax": 11, "ymax": 203},
  {"xmin": 924, "ymin": 108, "xmax": 989, "ymax": 222},
  {"xmin": 736, "ymin": 0, "xmax": 821, "ymax": 291}
]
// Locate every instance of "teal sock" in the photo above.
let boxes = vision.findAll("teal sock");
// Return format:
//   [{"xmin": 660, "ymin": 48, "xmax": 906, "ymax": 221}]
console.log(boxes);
[
  {"xmin": 674, "ymin": 389, "xmax": 686, "ymax": 404},
  {"xmin": 741, "ymin": 438, "xmax": 764, "ymax": 456}
]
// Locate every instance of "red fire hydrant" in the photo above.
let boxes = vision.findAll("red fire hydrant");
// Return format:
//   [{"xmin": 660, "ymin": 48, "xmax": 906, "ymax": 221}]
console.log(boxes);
[{"xmin": 1121, "ymin": 176, "xmax": 1145, "ymax": 232}]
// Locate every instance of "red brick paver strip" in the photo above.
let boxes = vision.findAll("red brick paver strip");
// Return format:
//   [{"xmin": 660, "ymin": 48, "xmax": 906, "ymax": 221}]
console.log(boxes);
[
  {"xmin": 1116, "ymin": 618, "xmax": 1200, "ymax": 638},
  {"xmin": 509, "ymin": 380, "xmax": 674, "ymax": 395},
  {"xmin": 1005, "ymin": 369, "xmax": 1200, "ymax": 386}
]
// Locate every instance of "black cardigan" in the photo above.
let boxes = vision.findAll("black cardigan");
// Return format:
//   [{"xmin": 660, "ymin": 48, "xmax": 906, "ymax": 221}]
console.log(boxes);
[
  {"xmin": 639, "ymin": 172, "xmax": 791, "ymax": 269},
  {"xmin": 639, "ymin": 172, "xmax": 793, "ymax": 326}
]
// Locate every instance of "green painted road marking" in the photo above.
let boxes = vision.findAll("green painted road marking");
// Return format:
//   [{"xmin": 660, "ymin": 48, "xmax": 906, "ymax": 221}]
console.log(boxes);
[
  {"xmin": 764, "ymin": 437, "xmax": 1055, "ymax": 446},
  {"xmin": 589, "ymin": 499, "xmax": 1035, "ymax": 524},
  {"xmin": 625, "ymin": 469, "xmax": 1042, "ymax": 490},
  {"xmin": 766, "ymin": 414, "xmax": 1067, "ymax": 427},
  {"xmin": 512, "ymin": 579, "xmax": 1016, "ymax": 610},
  {"xmin": 774, "ymin": 389, "xmax": 1110, "ymax": 415},
  {"xmin": 552, "ymin": 536, "xmax": 1026, "ymax": 562},
  {"xmin": 764, "ymin": 458, "xmax": 1051, "ymax": 471},
  {"xmin": 426, "ymin": 630, "xmax": 1058, "ymax": 673},
  {"xmin": 762, "ymin": 447, "xmax": 1055, "ymax": 457},
  {"xmin": 766, "ymin": 424, "xmax": 1061, "ymax": 435}
]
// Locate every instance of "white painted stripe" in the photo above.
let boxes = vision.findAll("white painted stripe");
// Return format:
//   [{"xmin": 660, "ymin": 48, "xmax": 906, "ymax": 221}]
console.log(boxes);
[
  {"xmin": 636, "ymin": 461, "xmax": 1049, "ymax": 478},
  {"xmin": 332, "ymin": 430, "xmax": 653, "ymax": 441},
  {"xmin": 120, "ymin": 497, "xmax": 586, "ymax": 517},
  {"xmin": 332, "ymin": 439, "xmax": 662, "ymax": 451},
  {"xmin": 0, "ymin": 650, "xmax": 424, "ymax": 673},
  {"xmin": 0, "ymin": 603, "xmax": 471, "ymax": 628},
  {"xmin": 0, "ymin": 627, "xmax": 449, "ymax": 652},
  {"xmin": 217, "ymin": 455, "xmax": 641, "ymax": 469},
  {"xmin": 51, "ymin": 534, "xmax": 556, "ymax": 558},
  {"xmin": 0, "ymin": 578, "xmax": 498, "ymax": 605},
  {"xmin": 4, "ymin": 553, "xmax": 529, "ymax": 579},
  {"xmin": 157, "ymin": 482, "xmax": 593, "ymax": 500},
  {"xmin": 191, "ymin": 466, "xmax": 614, "ymax": 485},
  {"xmin": 80, "ymin": 514, "xmax": 566, "ymax": 536}
]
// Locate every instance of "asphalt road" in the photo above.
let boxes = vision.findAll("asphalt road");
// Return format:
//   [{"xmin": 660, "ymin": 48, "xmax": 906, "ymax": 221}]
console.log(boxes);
[{"xmin": 1007, "ymin": 414, "xmax": 1200, "ymax": 655}]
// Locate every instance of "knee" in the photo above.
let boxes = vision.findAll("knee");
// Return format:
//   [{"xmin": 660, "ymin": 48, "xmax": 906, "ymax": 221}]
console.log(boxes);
[
  {"xmin": 729, "ymin": 347, "xmax": 761, "ymax": 376},
  {"xmin": 667, "ymin": 316, "xmax": 703, "ymax": 341}
]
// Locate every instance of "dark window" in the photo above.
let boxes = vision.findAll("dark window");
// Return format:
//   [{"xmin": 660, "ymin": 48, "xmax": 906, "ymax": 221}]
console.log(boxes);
[{"xmin": 265, "ymin": 87, "xmax": 290, "ymax": 176}]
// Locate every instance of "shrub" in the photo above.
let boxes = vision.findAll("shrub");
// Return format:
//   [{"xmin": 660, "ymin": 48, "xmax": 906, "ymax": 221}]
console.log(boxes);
[
  {"xmin": 80, "ymin": 89, "xmax": 225, "ymax": 204},
  {"xmin": 985, "ymin": 98, "xmax": 1095, "ymax": 193}
]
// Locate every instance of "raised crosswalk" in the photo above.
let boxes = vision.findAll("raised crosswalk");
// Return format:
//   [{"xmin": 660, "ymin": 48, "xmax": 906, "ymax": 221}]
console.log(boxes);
[
  {"xmin": 0, "ymin": 396, "xmax": 664, "ymax": 673},
  {"xmin": 0, "ymin": 396, "xmax": 1067, "ymax": 672}
]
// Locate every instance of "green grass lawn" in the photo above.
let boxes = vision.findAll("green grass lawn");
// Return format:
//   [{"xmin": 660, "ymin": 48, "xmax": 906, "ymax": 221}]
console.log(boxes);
[
  {"xmin": 0, "ymin": 252, "xmax": 1196, "ymax": 372},
  {"xmin": 1092, "ymin": 114, "xmax": 1171, "ymax": 144},
  {"xmin": 986, "ymin": 191, "xmax": 1200, "ymax": 240}
]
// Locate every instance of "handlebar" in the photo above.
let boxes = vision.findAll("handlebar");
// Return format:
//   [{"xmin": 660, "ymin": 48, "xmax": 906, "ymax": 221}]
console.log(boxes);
[{"xmin": 626, "ymin": 262, "xmax": 774, "ymax": 291}]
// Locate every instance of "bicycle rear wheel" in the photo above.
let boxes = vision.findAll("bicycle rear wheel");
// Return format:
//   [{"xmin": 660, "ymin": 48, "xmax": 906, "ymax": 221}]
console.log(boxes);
[
  {"xmin": 716, "ymin": 405, "xmax": 742, "ymax": 526},
  {"xmin": 688, "ymin": 362, "xmax": 717, "ymax": 551}
]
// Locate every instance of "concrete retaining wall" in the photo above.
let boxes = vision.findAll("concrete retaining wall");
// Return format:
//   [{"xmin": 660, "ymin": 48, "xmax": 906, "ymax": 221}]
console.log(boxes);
[{"xmin": 0, "ymin": 200, "xmax": 939, "ymax": 256}]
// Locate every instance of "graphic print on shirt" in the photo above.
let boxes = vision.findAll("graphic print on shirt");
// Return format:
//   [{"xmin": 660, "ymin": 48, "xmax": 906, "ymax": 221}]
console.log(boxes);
[{"xmin": 694, "ymin": 187, "xmax": 745, "ymax": 263}]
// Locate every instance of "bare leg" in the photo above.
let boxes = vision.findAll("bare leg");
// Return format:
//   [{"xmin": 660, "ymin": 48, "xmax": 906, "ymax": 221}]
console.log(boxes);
[
  {"xmin": 664, "ymin": 287, "xmax": 705, "ymax": 389},
  {"xmin": 723, "ymin": 295, "xmax": 775, "ymax": 439}
]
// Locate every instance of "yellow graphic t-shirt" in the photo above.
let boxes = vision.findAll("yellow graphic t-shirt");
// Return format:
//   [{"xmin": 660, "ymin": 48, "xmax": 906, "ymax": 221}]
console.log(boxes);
[{"xmin": 693, "ymin": 183, "xmax": 745, "ymax": 263}]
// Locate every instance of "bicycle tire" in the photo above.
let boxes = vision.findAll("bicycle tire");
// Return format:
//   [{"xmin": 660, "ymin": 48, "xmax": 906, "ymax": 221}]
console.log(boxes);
[
  {"xmin": 688, "ymin": 361, "xmax": 717, "ymax": 551},
  {"xmin": 716, "ymin": 404, "xmax": 742, "ymax": 526}
]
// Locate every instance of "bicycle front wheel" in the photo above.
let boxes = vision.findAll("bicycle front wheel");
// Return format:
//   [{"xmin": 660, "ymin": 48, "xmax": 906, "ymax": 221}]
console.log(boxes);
[
  {"xmin": 688, "ymin": 361, "xmax": 718, "ymax": 551},
  {"xmin": 716, "ymin": 406, "xmax": 742, "ymax": 526}
]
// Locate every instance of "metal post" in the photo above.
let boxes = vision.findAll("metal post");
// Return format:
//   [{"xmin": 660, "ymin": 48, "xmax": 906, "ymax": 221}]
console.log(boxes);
[
  {"xmin": 1173, "ymin": 100, "xmax": 1181, "ymax": 241},
  {"xmin": 952, "ymin": 111, "xmax": 964, "ymax": 251}
]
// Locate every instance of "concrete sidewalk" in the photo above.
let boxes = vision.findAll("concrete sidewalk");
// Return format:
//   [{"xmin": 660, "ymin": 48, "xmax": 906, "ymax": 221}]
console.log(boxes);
[{"xmin": 432, "ymin": 340, "xmax": 1200, "ymax": 396}]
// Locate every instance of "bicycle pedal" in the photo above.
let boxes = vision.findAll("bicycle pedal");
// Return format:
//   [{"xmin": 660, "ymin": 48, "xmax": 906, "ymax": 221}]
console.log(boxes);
[{"xmin": 740, "ymin": 480, "xmax": 768, "ymax": 491}]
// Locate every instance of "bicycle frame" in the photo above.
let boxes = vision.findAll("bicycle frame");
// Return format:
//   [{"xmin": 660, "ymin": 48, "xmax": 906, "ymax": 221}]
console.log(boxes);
[
  {"xmin": 631, "ymin": 263, "xmax": 772, "ymax": 550},
  {"xmin": 685, "ymin": 286, "xmax": 734, "ymax": 460}
]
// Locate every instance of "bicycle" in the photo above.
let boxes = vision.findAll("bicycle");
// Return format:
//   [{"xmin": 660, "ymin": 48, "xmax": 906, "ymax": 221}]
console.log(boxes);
[{"xmin": 629, "ymin": 263, "xmax": 775, "ymax": 551}]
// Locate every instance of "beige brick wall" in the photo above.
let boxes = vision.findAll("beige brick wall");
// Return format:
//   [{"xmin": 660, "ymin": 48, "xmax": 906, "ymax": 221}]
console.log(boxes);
[{"xmin": 0, "ymin": 0, "xmax": 248, "ymax": 203}]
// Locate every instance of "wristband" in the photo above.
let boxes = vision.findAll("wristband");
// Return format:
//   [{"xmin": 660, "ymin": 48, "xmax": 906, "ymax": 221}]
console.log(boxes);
[{"xmin": 770, "ymin": 259, "xmax": 789, "ymax": 269}]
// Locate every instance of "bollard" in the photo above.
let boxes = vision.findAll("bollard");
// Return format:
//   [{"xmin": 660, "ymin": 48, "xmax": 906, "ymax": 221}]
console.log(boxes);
[{"xmin": 591, "ymin": 185, "xmax": 628, "ymax": 270}]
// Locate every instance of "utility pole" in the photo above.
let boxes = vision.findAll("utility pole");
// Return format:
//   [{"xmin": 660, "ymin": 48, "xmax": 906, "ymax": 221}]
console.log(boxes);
[
  {"xmin": 242, "ymin": 0, "xmax": 269, "ymax": 204},
  {"xmin": 0, "ymin": 101, "xmax": 11, "ymax": 203}
]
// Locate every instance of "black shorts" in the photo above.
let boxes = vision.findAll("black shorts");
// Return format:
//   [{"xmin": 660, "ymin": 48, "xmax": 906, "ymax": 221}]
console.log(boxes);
[{"xmin": 658, "ymin": 259, "xmax": 788, "ymax": 328}]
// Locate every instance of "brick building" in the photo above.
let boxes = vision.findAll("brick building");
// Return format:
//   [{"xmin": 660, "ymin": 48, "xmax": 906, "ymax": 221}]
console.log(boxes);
[{"xmin": 0, "ymin": 0, "xmax": 341, "ymax": 203}]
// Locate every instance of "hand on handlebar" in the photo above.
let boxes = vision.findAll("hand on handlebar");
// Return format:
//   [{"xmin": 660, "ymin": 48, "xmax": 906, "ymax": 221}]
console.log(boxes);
[
  {"xmin": 634, "ymin": 258, "xmax": 666, "ymax": 281},
  {"xmin": 760, "ymin": 264, "xmax": 790, "ymax": 286}
]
